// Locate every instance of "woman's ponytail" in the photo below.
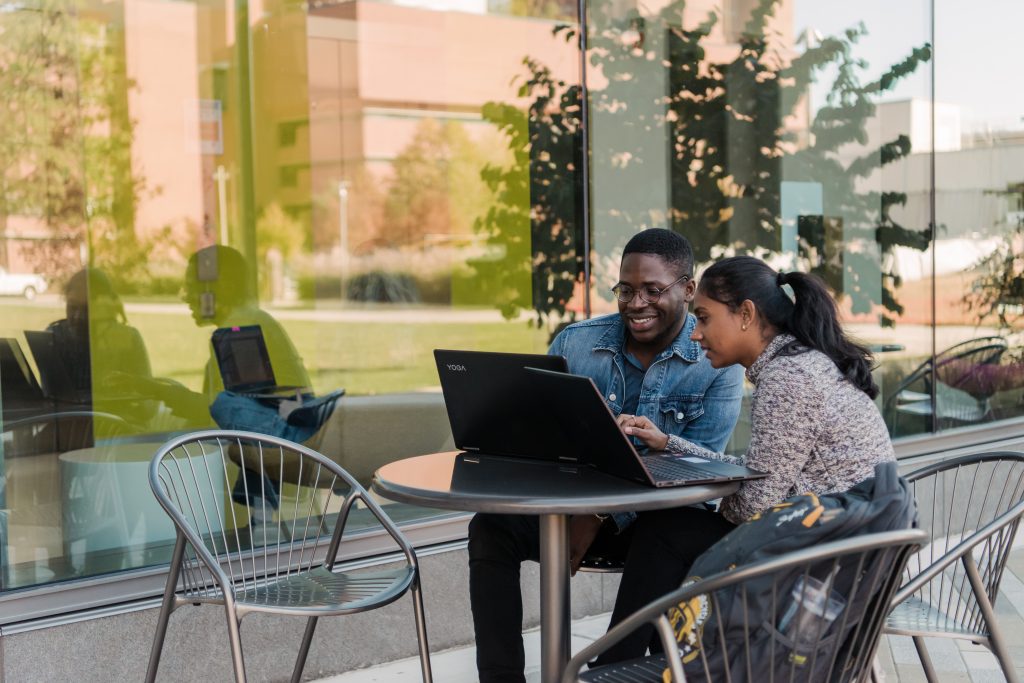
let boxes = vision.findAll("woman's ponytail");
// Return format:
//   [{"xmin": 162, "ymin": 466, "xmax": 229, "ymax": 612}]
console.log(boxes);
[
  {"xmin": 782, "ymin": 272, "xmax": 878, "ymax": 399},
  {"xmin": 699, "ymin": 257, "xmax": 879, "ymax": 399}
]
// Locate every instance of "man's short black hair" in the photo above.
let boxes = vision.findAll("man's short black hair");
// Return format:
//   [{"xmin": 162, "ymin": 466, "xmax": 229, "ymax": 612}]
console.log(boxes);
[{"xmin": 622, "ymin": 228, "xmax": 693, "ymax": 276}]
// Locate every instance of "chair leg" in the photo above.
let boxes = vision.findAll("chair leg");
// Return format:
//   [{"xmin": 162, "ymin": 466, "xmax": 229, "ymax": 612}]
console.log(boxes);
[
  {"xmin": 986, "ymin": 633, "xmax": 1021, "ymax": 683},
  {"xmin": 145, "ymin": 535, "xmax": 185, "ymax": 683},
  {"xmin": 291, "ymin": 616, "xmax": 320, "ymax": 683},
  {"xmin": 912, "ymin": 636, "xmax": 938, "ymax": 683},
  {"xmin": 411, "ymin": 578, "xmax": 433, "ymax": 683},
  {"xmin": 225, "ymin": 603, "xmax": 247, "ymax": 683},
  {"xmin": 964, "ymin": 557, "xmax": 1021, "ymax": 683}
]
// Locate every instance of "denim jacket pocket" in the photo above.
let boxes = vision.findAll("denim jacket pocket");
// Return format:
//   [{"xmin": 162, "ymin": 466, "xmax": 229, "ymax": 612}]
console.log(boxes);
[{"xmin": 659, "ymin": 396, "xmax": 704, "ymax": 432}]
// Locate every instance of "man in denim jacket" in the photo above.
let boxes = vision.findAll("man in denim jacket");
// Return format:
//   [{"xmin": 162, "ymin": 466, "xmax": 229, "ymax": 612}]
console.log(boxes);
[{"xmin": 468, "ymin": 229, "xmax": 744, "ymax": 683}]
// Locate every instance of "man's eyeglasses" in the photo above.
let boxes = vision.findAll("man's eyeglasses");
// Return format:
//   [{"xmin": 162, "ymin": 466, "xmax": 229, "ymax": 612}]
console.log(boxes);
[{"xmin": 611, "ymin": 274, "xmax": 690, "ymax": 304}]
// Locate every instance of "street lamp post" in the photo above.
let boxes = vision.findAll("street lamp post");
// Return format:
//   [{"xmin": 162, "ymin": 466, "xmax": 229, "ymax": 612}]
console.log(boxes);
[{"xmin": 338, "ymin": 180, "xmax": 350, "ymax": 301}]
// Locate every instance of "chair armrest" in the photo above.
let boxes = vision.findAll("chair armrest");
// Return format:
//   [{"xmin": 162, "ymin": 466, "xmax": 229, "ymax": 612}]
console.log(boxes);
[
  {"xmin": 560, "ymin": 598, "xmax": 690, "ymax": 683},
  {"xmin": 322, "ymin": 485, "xmax": 419, "ymax": 570},
  {"xmin": 159, "ymin": 519, "xmax": 234, "ymax": 591},
  {"xmin": 562, "ymin": 529, "xmax": 928, "ymax": 683},
  {"xmin": 893, "ymin": 501, "xmax": 1024, "ymax": 605},
  {"xmin": 561, "ymin": 615, "xmax": 686, "ymax": 683},
  {"xmin": 351, "ymin": 490, "xmax": 419, "ymax": 563}
]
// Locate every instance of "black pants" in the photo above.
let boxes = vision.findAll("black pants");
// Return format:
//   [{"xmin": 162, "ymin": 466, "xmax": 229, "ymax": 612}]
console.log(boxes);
[
  {"xmin": 592, "ymin": 506, "xmax": 736, "ymax": 666},
  {"xmin": 467, "ymin": 513, "xmax": 633, "ymax": 683}
]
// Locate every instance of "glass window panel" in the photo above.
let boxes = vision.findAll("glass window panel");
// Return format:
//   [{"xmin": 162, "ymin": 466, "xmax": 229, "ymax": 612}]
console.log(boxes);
[
  {"xmin": 934, "ymin": 0, "xmax": 1024, "ymax": 432},
  {"xmin": 792, "ymin": 1, "xmax": 933, "ymax": 438},
  {"xmin": 584, "ymin": 0, "xmax": 932, "ymax": 452},
  {"xmin": 0, "ymin": 0, "xmax": 581, "ymax": 592}
]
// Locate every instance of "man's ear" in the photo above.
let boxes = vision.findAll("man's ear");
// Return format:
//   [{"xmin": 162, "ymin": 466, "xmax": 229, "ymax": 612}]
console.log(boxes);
[{"xmin": 683, "ymin": 277, "xmax": 697, "ymax": 302}]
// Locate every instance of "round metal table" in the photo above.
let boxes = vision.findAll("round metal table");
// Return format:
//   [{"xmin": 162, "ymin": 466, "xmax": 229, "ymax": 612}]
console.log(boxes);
[{"xmin": 372, "ymin": 451, "xmax": 740, "ymax": 683}]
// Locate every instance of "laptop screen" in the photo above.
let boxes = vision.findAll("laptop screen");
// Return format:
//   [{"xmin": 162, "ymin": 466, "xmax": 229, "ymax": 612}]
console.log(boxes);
[
  {"xmin": 434, "ymin": 349, "xmax": 573, "ymax": 462},
  {"xmin": 211, "ymin": 326, "xmax": 276, "ymax": 393},
  {"xmin": 0, "ymin": 337, "xmax": 42, "ymax": 401}
]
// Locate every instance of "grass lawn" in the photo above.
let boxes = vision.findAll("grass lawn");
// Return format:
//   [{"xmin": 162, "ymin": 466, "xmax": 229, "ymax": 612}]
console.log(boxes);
[{"xmin": 0, "ymin": 299, "xmax": 551, "ymax": 396}]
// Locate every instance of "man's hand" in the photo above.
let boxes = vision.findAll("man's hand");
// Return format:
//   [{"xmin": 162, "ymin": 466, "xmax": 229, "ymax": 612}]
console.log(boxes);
[
  {"xmin": 568, "ymin": 514, "xmax": 605, "ymax": 577},
  {"xmin": 616, "ymin": 414, "xmax": 670, "ymax": 451}
]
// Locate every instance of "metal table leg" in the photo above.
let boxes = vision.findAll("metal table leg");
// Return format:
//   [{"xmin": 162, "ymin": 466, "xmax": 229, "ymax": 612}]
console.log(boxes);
[{"xmin": 539, "ymin": 513, "xmax": 570, "ymax": 683}]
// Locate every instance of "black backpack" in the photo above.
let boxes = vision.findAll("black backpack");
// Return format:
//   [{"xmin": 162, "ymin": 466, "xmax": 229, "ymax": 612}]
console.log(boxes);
[{"xmin": 665, "ymin": 461, "xmax": 917, "ymax": 682}]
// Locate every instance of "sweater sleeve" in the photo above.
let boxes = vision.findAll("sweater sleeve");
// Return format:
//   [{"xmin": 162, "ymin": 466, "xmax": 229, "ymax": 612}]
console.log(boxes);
[
  {"xmin": 716, "ymin": 362, "xmax": 824, "ymax": 524},
  {"xmin": 665, "ymin": 360, "xmax": 825, "ymax": 524},
  {"xmin": 664, "ymin": 434, "xmax": 744, "ymax": 466}
]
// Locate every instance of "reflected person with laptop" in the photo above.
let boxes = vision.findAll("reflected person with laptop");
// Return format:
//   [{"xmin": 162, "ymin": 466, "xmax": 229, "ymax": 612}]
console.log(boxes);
[
  {"xmin": 593, "ymin": 255, "xmax": 897, "ymax": 666},
  {"xmin": 43, "ymin": 268, "xmax": 157, "ymax": 426},
  {"xmin": 121, "ymin": 245, "xmax": 318, "ymax": 535},
  {"xmin": 467, "ymin": 229, "xmax": 745, "ymax": 683},
  {"xmin": 124, "ymin": 245, "xmax": 311, "ymax": 424}
]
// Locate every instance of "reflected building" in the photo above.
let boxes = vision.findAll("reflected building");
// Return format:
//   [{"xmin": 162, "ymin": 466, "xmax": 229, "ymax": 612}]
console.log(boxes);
[{"xmin": 0, "ymin": 0, "xmax": 1023, "ymax": 679}]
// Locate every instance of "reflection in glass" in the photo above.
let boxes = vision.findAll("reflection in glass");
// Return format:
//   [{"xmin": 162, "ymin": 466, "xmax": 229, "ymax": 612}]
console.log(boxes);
[
  {"xmin": 941, "ymin": 0, "xmax": 1024, "ymax": 432},
  {"xmin": 548, "ymin": 0, "xmax": 933, "ymax": 450},
  {"xmin": 0, "ymin": 0, "xmax": 575, "ymax": 591},
  {"xmin": 3, "ymin": 0, "xmax": 1014, "ymax": 603}
]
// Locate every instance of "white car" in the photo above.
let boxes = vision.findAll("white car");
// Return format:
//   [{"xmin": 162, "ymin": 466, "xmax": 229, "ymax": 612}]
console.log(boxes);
[{"xmin": 0, "ymin": 267, "xmax": 47, "ymax": 299}]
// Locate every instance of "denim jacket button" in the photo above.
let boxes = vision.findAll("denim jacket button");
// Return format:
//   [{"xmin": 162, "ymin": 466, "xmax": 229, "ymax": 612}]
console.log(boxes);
[
  {"xmin": 676, "ymin": 412, "xmax": 685, "ymax": 421},
  {"xmin": 609, "ymin": 393, "xmax": 616, "ymax": 402}
]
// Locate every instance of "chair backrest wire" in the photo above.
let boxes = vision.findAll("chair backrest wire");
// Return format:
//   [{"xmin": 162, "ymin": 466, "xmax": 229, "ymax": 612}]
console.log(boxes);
[
  {"xmin": 151, "ymin": 430, "xmax": 378, "ymax": 603},
  {"xmin": 903, "ymin": 452, "xmax": 1024, "ymax": 637},
  {"xmin": 640, "ymin": 534, "xmax": 924, "ymax": 683}
]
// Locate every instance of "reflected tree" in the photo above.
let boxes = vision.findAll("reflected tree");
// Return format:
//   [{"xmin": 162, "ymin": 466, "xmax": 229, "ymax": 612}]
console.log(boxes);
[
  {"xmin": 476, "ymin": 61, "xmax": 586, "ymax": 327},
  {"xmin": 962, "ymin": 184, "xmax": 1024, "ymax": 331},
  {"xmin": 477, "ymin": 0, "xmax": 931, "ymax": 329},
  {"xmin": 382, "ymin": 118, "xmax": 505, "ymax": 248},
  {"xmin": 0, "ymin": 0, "xmax": 150, "ymax": 285}
]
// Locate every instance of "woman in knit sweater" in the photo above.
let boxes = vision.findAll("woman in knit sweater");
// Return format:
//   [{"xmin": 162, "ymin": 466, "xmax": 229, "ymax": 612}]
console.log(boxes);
[{"xmin": 595, "ymin": 255, "xmax": 895, "ymax": 665}]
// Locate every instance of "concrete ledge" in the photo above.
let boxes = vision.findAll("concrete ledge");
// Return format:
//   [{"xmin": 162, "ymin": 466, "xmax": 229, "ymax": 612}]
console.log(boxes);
[
  {"xmin": 0, "ymin": 548, "xmax": 621, "ymax": 682},
  {"xmin": 311, "ymin": 392, "xmax": 455, "ymax": 486}
]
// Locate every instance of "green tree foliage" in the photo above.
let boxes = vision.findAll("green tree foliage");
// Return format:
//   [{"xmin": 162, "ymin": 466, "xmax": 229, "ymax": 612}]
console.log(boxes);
[
  {"xmin": 487, "ymin": 0, "xmax": 575, "ymax": 21},
  {"xmin": 476, "ymin": 61, "xmax": 586, "ymax": 328},
  {"xmin": 382, "ymin": 118, "xmax": 503, "ymax": 247},
  {"xmin": 962, "ymin": 183, "xmax": 1024, "ymax": 331},
  {"xmin": 477, "ymin": 0, "xmax": 932, "ymax": 328},
  {"xmin": 0, "ymin": 0, "xmax": 149, "ymax": 286}
]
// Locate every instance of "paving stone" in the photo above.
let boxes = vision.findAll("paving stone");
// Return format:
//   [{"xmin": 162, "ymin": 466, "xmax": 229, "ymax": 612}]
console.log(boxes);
[
  {"xmin": 969, "ymin": 668, "xmax": 1013, "ymax": 683},
  {"xmin": 895, "ymin": 664, "xmax": 934, "ymax": 683},
  {"xmin": 958, "ymin": 640, "xmax": 989, "ymax": 652},
  {"xmin": 960, "ymin": 650, "xmax": 1000, "ymax": 670},
  {"xmin": 997, "ymin": 570, "xmax": 1024, "ymax": 616}
]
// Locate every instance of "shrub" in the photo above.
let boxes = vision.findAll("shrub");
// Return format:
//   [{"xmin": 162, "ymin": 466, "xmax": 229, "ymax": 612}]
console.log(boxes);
[{"xmin": 345, "ymin": 271, "xmax": 420, "ymax": 303}]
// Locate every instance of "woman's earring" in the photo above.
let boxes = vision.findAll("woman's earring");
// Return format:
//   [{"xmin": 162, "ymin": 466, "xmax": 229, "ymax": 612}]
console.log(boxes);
[{"xmin": 741, "ymin": 323, "xmax": 748, "ymax": 331}]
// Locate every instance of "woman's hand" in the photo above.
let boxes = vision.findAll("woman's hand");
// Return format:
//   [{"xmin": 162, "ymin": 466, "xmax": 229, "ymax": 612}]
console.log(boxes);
[{"xmin": 616, "ymin": 414, "xmax": 670, "ymax": 451}]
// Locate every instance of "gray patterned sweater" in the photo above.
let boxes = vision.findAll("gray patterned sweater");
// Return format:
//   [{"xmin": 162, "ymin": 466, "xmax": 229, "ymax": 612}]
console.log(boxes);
[{"xmin": 666, "ymin": 334, "xmax": 894, "ymax": 525}]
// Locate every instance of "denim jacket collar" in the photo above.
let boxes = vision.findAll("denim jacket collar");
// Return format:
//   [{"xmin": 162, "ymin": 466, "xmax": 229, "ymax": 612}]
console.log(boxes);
[{"xmin": 593, "ymin": 313, "xmax": 702, "ymax": 363}]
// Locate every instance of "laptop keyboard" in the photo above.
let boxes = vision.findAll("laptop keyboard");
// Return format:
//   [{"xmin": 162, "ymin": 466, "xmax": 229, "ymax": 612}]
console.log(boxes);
[{"xmin": 643, "ymin": 457, "xmax": 725, "ymax": 483}]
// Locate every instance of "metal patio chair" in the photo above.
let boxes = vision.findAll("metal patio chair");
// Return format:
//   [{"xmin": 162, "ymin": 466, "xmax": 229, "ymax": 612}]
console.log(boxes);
[
  {"xmin": 145, "ymin": 430, "xmax": 432, "ymax": 683},
  {"xmin": 888, "ymin": 337, "xmax": 1008, "ymax": 434},
  {"xmin": 1, "ymin": 410, "xmax": 131, "ymax": 586},
  {"xmin": 3, "ymin": 409, "xmax": 129, "ymax": 456},
  {"xmin": 562, "ymin": 529, "xmax": 928, "ymax": 683},
  {"xmin": 883, "ymin": 451, "xmax": 1024, "ymax": 683}
]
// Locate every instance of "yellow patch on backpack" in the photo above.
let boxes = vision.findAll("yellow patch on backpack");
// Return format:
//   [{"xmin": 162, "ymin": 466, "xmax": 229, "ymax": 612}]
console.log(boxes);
[{"xmin": 662, "ymin": 578, "xmax": 712, "ymax": 681}]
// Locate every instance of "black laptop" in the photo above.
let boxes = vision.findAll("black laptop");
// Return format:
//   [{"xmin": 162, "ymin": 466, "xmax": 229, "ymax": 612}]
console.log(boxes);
[
  {"xmin": 24, "ymin": 330, "xmax": 90, "ymax": 404},
  {"xmin": 0, "ymin": 338, "xmax": 43, "ymax": 401},
  {"xmin": 434, "ymin": 349, "xmax": 574, "ymax": 462},
  {"xmin": 526, "ymin": 367, "xmax": 766, "ymax": 488},
  {"xmin": 211, "ymin": 325, "xmax": 305, "ymax": 397}
]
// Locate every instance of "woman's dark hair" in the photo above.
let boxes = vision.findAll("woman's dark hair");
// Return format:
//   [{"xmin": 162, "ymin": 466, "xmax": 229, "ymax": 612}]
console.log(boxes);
[
  {"xmin": 698, "ymin": 256, "xmax": 878, "ymax": 399},
  {"xmin": 64, "ymin": 267, "xmax": 127, "ymax": 324}
]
